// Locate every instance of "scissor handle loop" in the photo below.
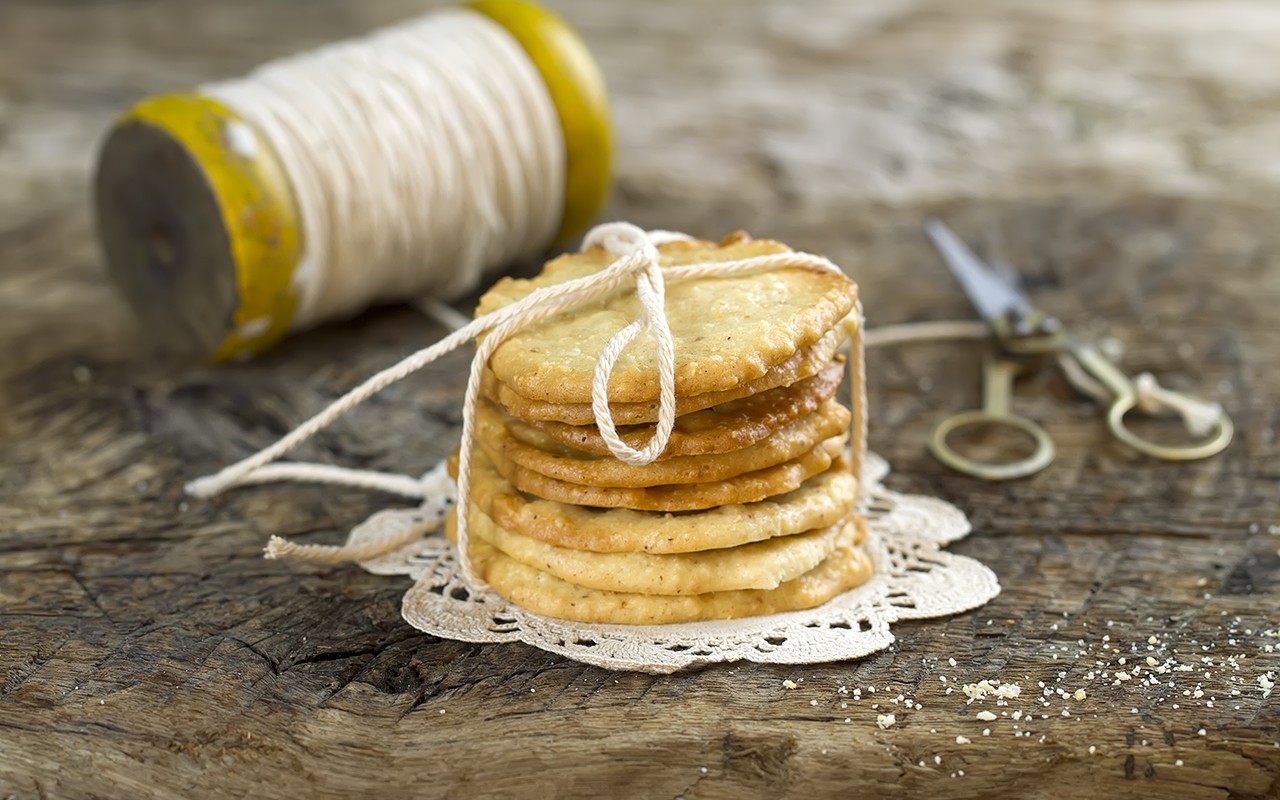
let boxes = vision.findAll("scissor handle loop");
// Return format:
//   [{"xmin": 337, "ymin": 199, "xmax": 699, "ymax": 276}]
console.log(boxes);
[
  {"xmin": 1105, "ymin": 395, "xmax": 1234, "ymax": 461},
  {"xmin": 929, "ymin": 410, "xmax": 1056, "ymax": 481}
]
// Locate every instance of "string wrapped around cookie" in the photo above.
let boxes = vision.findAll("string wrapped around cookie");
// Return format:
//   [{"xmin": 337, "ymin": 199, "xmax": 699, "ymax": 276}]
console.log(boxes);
[{"xmin": 187, "ymin": 222, "xmax": 868, "ymax": 597}]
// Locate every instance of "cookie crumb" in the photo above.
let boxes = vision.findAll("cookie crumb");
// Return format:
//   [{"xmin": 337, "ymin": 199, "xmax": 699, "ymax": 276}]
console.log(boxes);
[
  {"xmin": 877, "ymin": 713, "xmax": 896, "ymax": 730},
  {"xmin": 961, "ymin": 679, "xmax": 1021, "ymax": 703}
]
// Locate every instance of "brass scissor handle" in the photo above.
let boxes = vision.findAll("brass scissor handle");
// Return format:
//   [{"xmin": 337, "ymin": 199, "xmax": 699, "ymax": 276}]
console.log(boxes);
[
  {"xmin": 929, "ymin": 354, "xmax": 1056, "ymax": 481},
  {"xmin": 1107, "ymin": 395, "xmax": 1234, "ymax": 460},
  {"xmin": 932, "ymin": 342, "xmax": 1234, "ymax": 480},
  {"xmin": 1067, "ymin": 343, "xmax": 1234, "ymax": 461}
]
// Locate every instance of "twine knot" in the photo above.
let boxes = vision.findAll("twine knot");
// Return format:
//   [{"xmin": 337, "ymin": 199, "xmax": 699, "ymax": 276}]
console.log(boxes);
[{"xmin": 582, "ymin": 223, "xmax": 680, "ymax": 466}]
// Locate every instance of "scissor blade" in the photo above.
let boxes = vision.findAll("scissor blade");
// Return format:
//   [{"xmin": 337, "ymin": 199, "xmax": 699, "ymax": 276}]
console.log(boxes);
[{"xmin": 924, "ymin": 219, "xmax": 1032, "ymax": 326}]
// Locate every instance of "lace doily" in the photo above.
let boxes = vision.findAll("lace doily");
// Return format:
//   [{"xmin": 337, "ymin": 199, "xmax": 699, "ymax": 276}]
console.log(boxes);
[{"xmin": 346, "ymin": 452, "xmax": 999, "ymax": 674}]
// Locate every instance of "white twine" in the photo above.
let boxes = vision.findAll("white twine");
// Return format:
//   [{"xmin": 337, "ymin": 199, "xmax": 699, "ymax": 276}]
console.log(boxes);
[
  {"xmin": 186, "ymin": 220, "xmax": 1220, "ymax": 573},
  {"xmin": 202, "ymin": 8, "xmax": 564, "ymax": 334},
  {"xmin": 582, "ymin": 226, "xmax": 679, "ymax": 466},
  {"xmin": 187, "ymin": 222, "xmax": 853, "ymax": 582}
]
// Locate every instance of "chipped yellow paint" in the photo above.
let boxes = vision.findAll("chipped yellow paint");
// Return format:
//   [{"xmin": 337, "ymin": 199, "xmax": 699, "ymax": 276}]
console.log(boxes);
[{"xmin": 128, "ymin": 93, "xmax": 302, "ymax": 360}]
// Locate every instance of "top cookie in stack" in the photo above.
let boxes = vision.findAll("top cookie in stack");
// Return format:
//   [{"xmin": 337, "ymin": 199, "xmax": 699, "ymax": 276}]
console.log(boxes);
[{"xmin": 450, "ymin": 231, "xmax": 870, "ymax": 625}]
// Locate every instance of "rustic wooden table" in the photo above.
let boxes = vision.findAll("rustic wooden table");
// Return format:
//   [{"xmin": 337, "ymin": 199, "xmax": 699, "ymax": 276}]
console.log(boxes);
[{"xmin": 2, "ymin": 1, "xmax": 1277, "ymax": 798}]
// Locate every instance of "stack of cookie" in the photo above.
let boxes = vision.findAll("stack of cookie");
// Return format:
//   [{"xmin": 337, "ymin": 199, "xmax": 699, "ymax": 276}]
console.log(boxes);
[{"xmin": 448, "ymin": 232, "xmax": 871, "ymax": 625}]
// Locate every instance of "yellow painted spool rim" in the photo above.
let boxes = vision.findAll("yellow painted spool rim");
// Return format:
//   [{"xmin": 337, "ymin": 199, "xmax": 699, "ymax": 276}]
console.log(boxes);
[
  {"xmin": 125, "ymin": 94, "xmax": 303, "ymax": 360},
  {"xmin": 469, "ymin": 0, "xmax": 613, "ymax": 243}
]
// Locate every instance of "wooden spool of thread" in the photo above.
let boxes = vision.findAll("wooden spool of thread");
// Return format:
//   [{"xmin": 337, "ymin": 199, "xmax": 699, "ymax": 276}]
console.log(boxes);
[{"xmin": 94, "ymin": 0, "xmax": 611, "ymax": 361}]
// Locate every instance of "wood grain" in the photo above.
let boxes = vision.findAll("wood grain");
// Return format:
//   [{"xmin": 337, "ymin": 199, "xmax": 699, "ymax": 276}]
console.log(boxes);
[{"xmin": 1, "ymin": 1, "xmax": 1277, "ymax": 798}]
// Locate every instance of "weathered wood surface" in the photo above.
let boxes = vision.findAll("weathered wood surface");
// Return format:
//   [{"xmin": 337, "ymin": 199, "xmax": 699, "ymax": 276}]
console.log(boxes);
[{"xmin": 2, "ymin": 1, "xmax": 1278, "ymax": 797}]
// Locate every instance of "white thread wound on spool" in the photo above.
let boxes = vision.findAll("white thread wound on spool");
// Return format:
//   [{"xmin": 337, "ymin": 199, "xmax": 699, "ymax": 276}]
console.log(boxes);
[{"xmin": 203, "ymin": 9, "xmax": 565, "ymax": 331}]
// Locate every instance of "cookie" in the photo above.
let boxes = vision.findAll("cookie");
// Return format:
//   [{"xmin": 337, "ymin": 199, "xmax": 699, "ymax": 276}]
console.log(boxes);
[
  {"xmin": 477, "ymin": 236, "xmax": 859, "ymax": 404},
  {"xmin": 477, "ymin": 434, "xmax": 847, "ymax": 512},
  {"xmin": 451, "ymin": 518, "xmax": 875, "ymax": 625},
  {"xmin": 455, "ymin": 505, "xmax": 851, "ymax": 595},
  {"xmin": 482, "ymin": 398, "xmax": 850, "ymax": 488},
  {"xmin": 524, "ymin": 356, "xmax": 845, "ymax": 458},
  {"xmin": 462, "ymin": 447, "xmax": 859, "ymax": 554},
  {"xmin": 483, "ymin": 312, "xmax": 854, "ymax": 426}
]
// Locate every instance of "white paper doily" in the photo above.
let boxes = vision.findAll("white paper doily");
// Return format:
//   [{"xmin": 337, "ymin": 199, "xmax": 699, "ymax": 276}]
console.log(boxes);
[{"xmin": 346, "ymin": 453, "xmax": 999, "ymax": 674}]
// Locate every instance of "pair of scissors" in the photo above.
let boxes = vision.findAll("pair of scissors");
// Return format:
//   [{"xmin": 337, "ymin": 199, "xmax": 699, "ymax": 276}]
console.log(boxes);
[{"xmin": 923, "ymin": 219, "xmax": 1233, "ymax": 481}]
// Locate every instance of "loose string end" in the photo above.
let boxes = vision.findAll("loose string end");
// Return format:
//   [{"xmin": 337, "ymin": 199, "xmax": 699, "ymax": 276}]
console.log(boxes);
[
  {"xmin": 263, "ymin": 535, "xmax": 296, "ymax": 560},
  {"xmin": 262, "ymin": 518, "xmax": 434, "ymax": 565},
  {"xmin": 185, "ymin": 475, "xmax": 224, "ymax": 498},
  {"xmin": 1133, "ymin": 372, "xmax": 1224, "ymax": 437}
]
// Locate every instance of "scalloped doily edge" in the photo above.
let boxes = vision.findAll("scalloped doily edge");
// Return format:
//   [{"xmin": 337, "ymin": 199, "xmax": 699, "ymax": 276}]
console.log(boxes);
[{"xmin": 351, "ymin": 452, "xmax": 1000, "ymax": 673}]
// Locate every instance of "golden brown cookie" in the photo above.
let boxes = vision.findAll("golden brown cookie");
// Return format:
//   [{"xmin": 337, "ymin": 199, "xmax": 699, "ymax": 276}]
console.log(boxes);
[
  {"xmin": 462, "ymin": 447, "xmax": 859, "ymax": 554},
  {"xmin": 477, "ymin": 434, "xmax": 847, "ymax": 512},
  {"xmin": 523, "ymin": 356, "xmax": 846, "ymax": 458},
  {"xmin": 477, "ymin": 236, "xmax": 859, "ymax": 404},
  {"xmin": 451, "ymin": 517, "xmax": 875, "ymax": 625},
  {"xmin": 482, "ymin": 399, "xmax": 850, "ymax": 488},
  {"xmin": 456, "ymin": 505, "xmax": 849, "ymax": 595},
  {"xmin": 482, "ymin": 314, "xmax": 854, "ymax": 426}
]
